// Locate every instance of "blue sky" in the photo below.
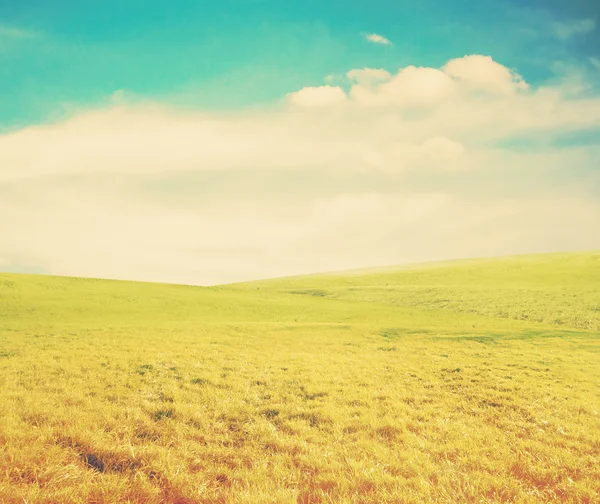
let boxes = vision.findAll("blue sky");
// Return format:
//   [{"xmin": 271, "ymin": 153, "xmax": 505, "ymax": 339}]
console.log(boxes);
[
  {"xmin": 1, "ymin": 0, "xmax": 598, "ymax": 129},
  {"xmin": 0, "ymin": 0, "xmax": 599, "ymax": 284}
]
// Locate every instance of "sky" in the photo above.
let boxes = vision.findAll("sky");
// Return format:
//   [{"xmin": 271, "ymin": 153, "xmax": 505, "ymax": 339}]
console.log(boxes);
[{"xmin": 0, "ymin": 0, "xmax": 599, "ymax": 285}]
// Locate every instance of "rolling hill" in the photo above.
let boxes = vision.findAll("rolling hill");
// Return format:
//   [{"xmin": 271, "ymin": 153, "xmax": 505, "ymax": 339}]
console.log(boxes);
[{"xmin": 1, "ymin": 252, "xmax": 599, "ymax": 503}]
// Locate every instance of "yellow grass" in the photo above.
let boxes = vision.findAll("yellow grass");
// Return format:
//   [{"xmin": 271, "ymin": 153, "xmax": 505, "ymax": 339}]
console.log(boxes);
[{"xmin": 0, "ymin": 252, "xmax": 599, "ymax": 503}]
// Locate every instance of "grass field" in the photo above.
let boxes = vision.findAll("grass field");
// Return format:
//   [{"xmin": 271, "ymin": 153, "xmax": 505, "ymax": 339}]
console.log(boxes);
[{"xmin": 1, "ymin": 252, "xmax": 599, "ymax": 503}]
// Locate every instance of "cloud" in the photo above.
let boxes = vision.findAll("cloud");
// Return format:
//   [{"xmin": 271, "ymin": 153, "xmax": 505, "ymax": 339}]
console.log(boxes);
[
  {"xmin": 419, "ymin": 137, "xmax": 466, "ymax": 162},
  {"xmin": 591, "ymin": 57, "xmax": 600, "ymax": 71},
  {"xmin": 553, "ymin": 19, "xmax": 596, "ymax": 40},
  {"xmin": 1, "ymin": 54, "xmax": 600, "ymax": 284},
  {"xmin": 364, "ymin": 33, "xmax": 392, "ymax": 45},
  {"xmin": 442, "ymin": 55, "xmax": 528, "ymax": 95},
  {"xmin": 349, "ymin": 65, "xmax": 455, "ymax": 106},
  {"xmin": 356, "ymin": 137, "xmax": 466, "ymax": 173},
  {"xmin": 1, "ymin": 173, "xmax": 597, "ymax": 285},
  {"xmin": 0, "ymin": 24, "xmax": 37, "ymax": 39},
  {"xmin": 345, "ymin": 56, "xmax": 531, "ymax": 108},
  {"xmin": 347, "ymin": 68, "xmax": 392, "ymax": 85},
  {"xmin": 2, "ymin": 55, "xmax": 600, "ymax": 184},
  {"xmin": 287, "ymin": 85, "xmax": 347, "ymax": 107}
]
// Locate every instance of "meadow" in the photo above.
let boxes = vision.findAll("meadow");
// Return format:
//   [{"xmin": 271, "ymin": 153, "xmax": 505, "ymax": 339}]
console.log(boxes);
[{"xmin": 0, "ymin": 252, "xmax": 599, "ymax": 503}]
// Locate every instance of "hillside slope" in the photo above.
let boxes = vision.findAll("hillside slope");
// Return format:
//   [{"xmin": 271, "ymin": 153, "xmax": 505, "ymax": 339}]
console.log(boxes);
[
  {"xmin": 230, "ymin": 251, "xmax": 600, "ymax": 330},
  {"xmin": 0, "ymin": 252, "xmax": 599, "ymax": 504}
]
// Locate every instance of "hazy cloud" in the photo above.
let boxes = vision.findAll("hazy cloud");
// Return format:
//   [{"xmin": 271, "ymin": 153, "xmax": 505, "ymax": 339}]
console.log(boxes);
[
  {"xmin": 364, "ymin": 33, "xmax": 392, "ymax": 45},
  {"xmin": 553, "ymin": 19, "xmax": 596, "ymax": 40},
  {"xmin": 0, "ymin": 24, "xmax": 37, "ymax": 39}
]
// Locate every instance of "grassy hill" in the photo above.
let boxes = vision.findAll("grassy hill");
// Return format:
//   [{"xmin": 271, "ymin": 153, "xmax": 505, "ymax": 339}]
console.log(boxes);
[
  {"xmin": 230, "ymin": 251, "xmax": 600, "ymax": 330},
  {"xmin": 1, "ymin": 252, "xmax": 599, "ymax": 503}
]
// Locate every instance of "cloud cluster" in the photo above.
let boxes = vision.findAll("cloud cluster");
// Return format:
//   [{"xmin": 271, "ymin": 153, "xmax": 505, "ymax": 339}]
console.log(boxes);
[
  {"xmin": 1, "ymin": 55, "xmax": 599, "ymax": 284},
  {"xmin": 290, "ymin": 54, "xmax": 531, "ymax": 109},
  {"xmin": 4, "ymin": 55, "xmax": 599, "ymax": 183}
]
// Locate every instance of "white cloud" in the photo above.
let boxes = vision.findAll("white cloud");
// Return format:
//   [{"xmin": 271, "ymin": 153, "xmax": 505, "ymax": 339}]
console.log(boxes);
[
  {"xmin": 364, "ymin": 33, "xmax": 392, "ymax": 45},
  {"xmin": 553, "ymin": 18, "xmax": 596, "ymax": 40},
  {"xmin": 442, "ymin": 55, "xmax": 529, "ymax": 95},
  {"xmin": 345, "ymin": 56, "xmax": 532, "ymax": 107},
  {"xmin": 420, "ymin": 137, "xmax": 466, "ymax": 162},
  {"xmin": 287, "ymin": 85, "xmax": 347, "ymax": 107},
  {"xmin": 590, "ymin": 57, "xmax": 600, "ymax": 71},
  {"xmin": 347, "ymin": 68, "xmax": 392, "ymax": 85},
  {"xmin": 357, "ymin": 137, "xmax": 466, "ymax": 173},
  {"xmin": 1, "ymin": 54, "xmax": 600, "ymax": 284},
  {"xmin": 349, "ymin": 65, "xmax": 455, "ymax": 106}
]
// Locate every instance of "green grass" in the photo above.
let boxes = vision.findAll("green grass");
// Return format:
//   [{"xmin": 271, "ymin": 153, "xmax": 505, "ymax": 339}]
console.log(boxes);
[{"xmin": 0, "ymin": 252, "xmax": 599, "ymax": 503}]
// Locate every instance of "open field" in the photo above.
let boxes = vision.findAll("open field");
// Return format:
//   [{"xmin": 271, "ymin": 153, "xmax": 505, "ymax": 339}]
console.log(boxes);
[{"xmin": 1, "ymin": 252, "xmax": 599, "ymax": 503}]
